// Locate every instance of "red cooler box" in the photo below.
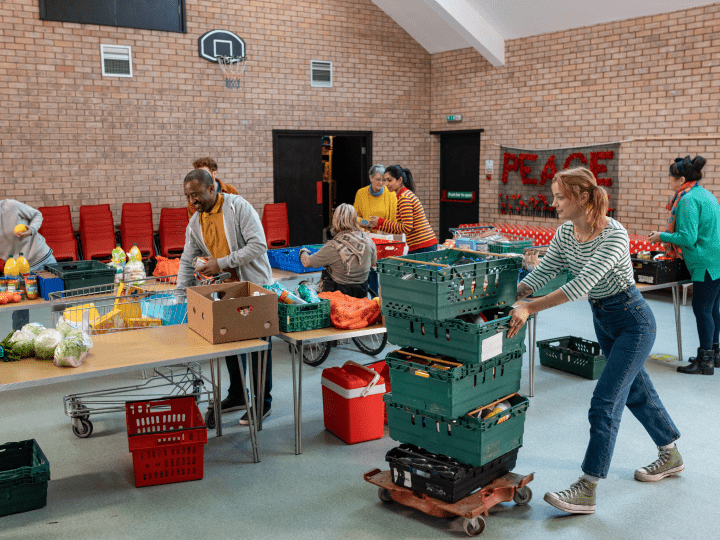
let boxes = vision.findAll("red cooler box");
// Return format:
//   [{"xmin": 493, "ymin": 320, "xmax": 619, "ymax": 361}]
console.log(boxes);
[{"xmin": 322, "ymin": 361, "xmax": 387, "ymax": 444}]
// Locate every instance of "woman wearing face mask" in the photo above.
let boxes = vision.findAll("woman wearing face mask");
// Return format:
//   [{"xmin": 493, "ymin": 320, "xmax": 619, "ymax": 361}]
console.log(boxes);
[
  {"xmin": 508, "ymin": 167, "xmax": 681, "ymax": 515},
  {"xmin": 649, "ymin": 155, "xmax": 720, "ymax": 375}
]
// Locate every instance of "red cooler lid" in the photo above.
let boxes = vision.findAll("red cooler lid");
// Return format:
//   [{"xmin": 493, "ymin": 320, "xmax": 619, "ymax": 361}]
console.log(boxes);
[{"xmin": 321, "ymin": 364, "xmax": 385, "ymax": 390}]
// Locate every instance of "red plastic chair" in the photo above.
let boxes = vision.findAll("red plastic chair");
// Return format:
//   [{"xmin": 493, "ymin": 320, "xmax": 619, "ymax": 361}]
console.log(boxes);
[
  {"xmin": 158, "ymin": 208, "xmax": 189, "ymax": 257},
  {"xmin": 79, "ymin": 205, "xmax": 116, "ymax": 261},
  {"xmin": 38, "ymin": 205, "xmax": 79, "ymax": 261},
  {"xmin": 261, "ymin": 203, "xmax": 290, "ymax": 249}
]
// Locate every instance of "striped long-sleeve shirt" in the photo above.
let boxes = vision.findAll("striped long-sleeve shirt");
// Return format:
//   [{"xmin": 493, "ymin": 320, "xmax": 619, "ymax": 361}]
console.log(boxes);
[
  {"xmin": 377, "ymin": 187, "xmax": 437, "ymax": 251},
  {"xmin": 521, "ymin": 218, "xmax": 635, "ymax": 301}
]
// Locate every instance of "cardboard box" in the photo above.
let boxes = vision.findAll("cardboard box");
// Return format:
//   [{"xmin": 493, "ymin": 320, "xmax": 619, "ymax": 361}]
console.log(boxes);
[{"xmin": 187, "ymin": 282, "xmax": 279, "ymax": 344}]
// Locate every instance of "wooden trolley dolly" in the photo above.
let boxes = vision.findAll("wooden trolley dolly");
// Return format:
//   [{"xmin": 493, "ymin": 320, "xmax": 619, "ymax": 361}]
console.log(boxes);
[{"xmin": 364, "ymin": 469, "xmax": 533, "ymax": 537}]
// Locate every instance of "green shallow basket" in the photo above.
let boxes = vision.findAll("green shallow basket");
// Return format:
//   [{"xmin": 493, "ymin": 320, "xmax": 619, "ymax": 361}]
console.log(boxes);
[
  {"xmin": 278, "ymin": 299, "xmax": 331, "ymax": 332},
  {"xmin": 537, "ymin": 336, "xmax": 606, "ymax": 380}
]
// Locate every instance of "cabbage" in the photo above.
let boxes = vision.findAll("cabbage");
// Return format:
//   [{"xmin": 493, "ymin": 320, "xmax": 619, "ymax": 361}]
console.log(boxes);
[
  {"xmin": 55, "ymin": 319, "xmax": 77, "ymax": 337},
  {"xmin": 67, "ymin": 329, "xmax": 94, "ymax": 349},
  {"xmin": 21, "ymin": 322, "xmax": 46, "ymax": 336},
  {"xmin": 53, "ymin": 336, "xmax": 89, "ymax": 368},
  {"xmin": 9, "ymin": 330, "xmax": 35, "ymax": 358},
  {"xmin": 34, "ymin": 329, "xmax": 64, "ymax": 360}
]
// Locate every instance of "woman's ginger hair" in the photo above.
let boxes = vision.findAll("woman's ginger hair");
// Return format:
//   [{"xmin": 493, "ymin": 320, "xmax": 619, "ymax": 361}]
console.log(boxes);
[{"xmin": 552, "ymin": 167, "xmax": 608, "ymax": 229}]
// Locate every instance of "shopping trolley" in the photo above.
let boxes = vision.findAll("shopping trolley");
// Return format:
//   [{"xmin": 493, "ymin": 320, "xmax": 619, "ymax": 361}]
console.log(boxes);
[{"xmin": 51, "ymin": 273, "xmax": 227, "ymax": 438}]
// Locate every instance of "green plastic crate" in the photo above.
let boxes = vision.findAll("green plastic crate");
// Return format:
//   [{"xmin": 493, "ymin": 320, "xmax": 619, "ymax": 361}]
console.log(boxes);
[
  {"xmin": 377, "ymin": 249, "xmax": 521, "ymax": 320},
  {"xmin": 384, "ymin": 393, "xmax": 529, "ymax": 467},
  {"xmin": 487, "ymin": 240, "xmax": 533, "ymax": 254},
  {"xmin": 0, "ymin": 439, "xmax": 50, "ymax": 517},
  {"xmin": 278, "ymin": 299, "xmax": 331, "ymax": 332},
  {"xmin": 47, "ymin": 260, "xmax": 115, "ymax": 291},
  {"xmin": 383, "ymin": 307, "xmax": 526, "ymax": 364},
  {"xmin": 530, "ymin": 268, "xmax": 573, "ymax": 297},
  {"xmin": 386, "ymin": 348, "xmax": 524, "ymax": 417},
  {"xmin": 537, "ymin": 336, "xmax": 606, "ymax": 380}
]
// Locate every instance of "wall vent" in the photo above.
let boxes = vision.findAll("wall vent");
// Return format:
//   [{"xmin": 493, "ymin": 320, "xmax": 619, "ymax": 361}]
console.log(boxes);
[
  {"xmin": 101, "ymin": 44, "xmax": 133, "ymax": 77},
  {"xmin": 310, "ymin": 60, "xmax": 332, "ymax": 88}
]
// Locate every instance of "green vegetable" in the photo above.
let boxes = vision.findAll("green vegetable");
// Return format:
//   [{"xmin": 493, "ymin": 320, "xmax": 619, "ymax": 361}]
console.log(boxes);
[
  {"xmin": 21, "ymin": 322, "xmax": 45, "ymax": 337},
  {"xmin": 9, "ymin": 330, "xmax": 35, "ymax": 358},
  {"xmin": 34, "ymin": 329, "xmax": 64, "ymax": 360},
  {"xmin": 53, "ymin": 336, "xmax": 89, "ymax": 368},
  {"xmin": 55, "ymin": 319, "xmax": 76, "ymax": 337},
  {"xmin": 0, "ymin": 332, "xmax": 21, "ymax": 362}
]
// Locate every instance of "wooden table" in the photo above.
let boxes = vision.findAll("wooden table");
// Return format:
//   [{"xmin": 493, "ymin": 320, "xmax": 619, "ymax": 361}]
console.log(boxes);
[
  {"xmin": 275, "ymin": 323, "xmax": 387, "ymax": 455},
  {"xmin": 522, "ymin": 280, "xmax": 689, "ymax": 397},
  {"xmin": 0, "ymin": 324, "xmax": 271, "ymax": 462}
]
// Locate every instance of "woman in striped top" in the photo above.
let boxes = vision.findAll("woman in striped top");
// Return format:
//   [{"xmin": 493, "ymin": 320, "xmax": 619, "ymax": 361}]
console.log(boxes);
[
  {"xmin": 507, "ymin": 168, "xmax": 681, "ymax": 515},
  {"xmin": 367, "ymin": 165, "xmax": 438, "ymax": 253}
]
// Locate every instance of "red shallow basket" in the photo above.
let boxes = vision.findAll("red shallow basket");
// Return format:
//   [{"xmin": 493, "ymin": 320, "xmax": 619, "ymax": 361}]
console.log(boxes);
[
  {"xmin": 371, "ymin": 238, "xmax": 405, "ymax": 260},
  {"xmin": 125, "ymin": 396, "xmax": 208, "ymax": 488}
]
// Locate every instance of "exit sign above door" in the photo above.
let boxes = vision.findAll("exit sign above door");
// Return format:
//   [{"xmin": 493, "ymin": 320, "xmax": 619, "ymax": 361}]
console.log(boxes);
[{"xmin": 446, "ymin": 114, "xmax": 463, "ymax": 122}]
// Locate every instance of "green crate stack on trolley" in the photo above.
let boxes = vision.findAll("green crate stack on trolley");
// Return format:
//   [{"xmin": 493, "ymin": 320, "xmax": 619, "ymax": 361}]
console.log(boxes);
[{"xmin": 376, "ymin": 249, "xmax": 531, "ymax": 500}]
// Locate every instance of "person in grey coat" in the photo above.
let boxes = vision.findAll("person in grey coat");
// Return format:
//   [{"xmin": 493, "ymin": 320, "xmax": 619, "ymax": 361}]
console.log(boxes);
[{"xmin": 176, "ymin": 169, "xmax": 273, "ymax": 425}]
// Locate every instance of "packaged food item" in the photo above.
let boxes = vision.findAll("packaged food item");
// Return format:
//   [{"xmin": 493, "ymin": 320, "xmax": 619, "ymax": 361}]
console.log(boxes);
[
  {"xmin": 24, "ymin": 274, "xmax": 39, "ymax": 299},
  {"xmin": 123, "ymin": 260, "xmax": 146, "ymax": 285},
  {"xmin": 21, "ymin": 322, "xmax": 45, "ymax": 336},
  {"xmin": 297, "ymin": 283, "xmax": 321, "ymax": 303},
  {"xmin": 111, "ymin": 244, "xmax": 127, "ymax": 265},
  {"xmin": 127, "ymin": 317, "xmax": 162, "ymax": 328},
  {"xmin": 481, "ymin": 400, "xmax": 511, "ymax": 424},
  {"xmin": 15, "ymin": 253, "xmax": 30, "ymax": 275},
  {"xmin": 90, "ymin": 309, "xmax": 122, "ymax": 334},
  {"xmin": 4, "ymin": 256, "xmax": 17, "ymax": 277},
  {"xmin": 0, "ymin": 278, "xmax": 6, "ymax": 293},
  {"xmin": 53, "ymin": 335, "xmax": 91, "ymax": 368},
  {"xmin": 264, "ymin": 282, "xmax": 307, "ymax": 305},
  {"xmin": 193, "ymin": 256, "xmax": 209, "ymax": 269},
  {"xmin": 34, "ymin": 329, "xmax": 64, "ymax": 360},
  {"xmin": 9, "ymin": 330, "xmax": 35, "ymax": 358},
  {"xmin": 128, "ymin": 243, "xmax": 142, "ymax": 263},
  {"xmin": 55, "ymin": 318, "xmax": 76, "ymax": 337},
  {"xmin": 6, "ymin": 277, "xmax": 19, "ymax": 293}
]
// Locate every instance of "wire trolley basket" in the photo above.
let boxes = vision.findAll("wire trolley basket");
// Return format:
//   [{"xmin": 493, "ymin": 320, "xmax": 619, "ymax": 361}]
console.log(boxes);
[{"xmin": 49, "ymin": 274, "xmax": 220, "ymax": 438}]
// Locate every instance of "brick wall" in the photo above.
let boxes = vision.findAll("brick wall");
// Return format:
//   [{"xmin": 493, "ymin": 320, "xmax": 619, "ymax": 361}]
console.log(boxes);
[
  {"xmin": 2, "ymin": 1, "xmax": 719, "ymax": 239},
  {"xmin": 430, "ymin": 4, "xmax": 720, "ymax": 236},
  {"xmin": 0, "ymin": 0, "xmax": 432, "ymax": 229}
]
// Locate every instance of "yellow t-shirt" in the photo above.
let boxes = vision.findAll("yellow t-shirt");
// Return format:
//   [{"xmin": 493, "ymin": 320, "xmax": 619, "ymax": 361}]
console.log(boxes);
[{"xmin": 353, "ymin": 186, "xmax": 397, "ymax": 223}]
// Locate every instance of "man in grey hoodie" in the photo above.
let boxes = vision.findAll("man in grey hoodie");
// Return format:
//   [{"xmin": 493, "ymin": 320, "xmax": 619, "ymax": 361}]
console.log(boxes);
[
  {"xmin": 177, "ymin": 169, "xmax": 274, "ymax": 426},
  {"xmin": 0, "ymin": 199, "xmax": 57, "ymax": 330}
]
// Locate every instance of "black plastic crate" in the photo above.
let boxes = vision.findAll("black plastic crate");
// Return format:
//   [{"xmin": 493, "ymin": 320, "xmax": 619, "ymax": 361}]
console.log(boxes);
[
  {"xmin": 631, "ymin": 252, "xmax": 690, "ymax": 285},
  {"xmin": 385, "ymin": 444, "xmax": 519, "ymax": 503}
]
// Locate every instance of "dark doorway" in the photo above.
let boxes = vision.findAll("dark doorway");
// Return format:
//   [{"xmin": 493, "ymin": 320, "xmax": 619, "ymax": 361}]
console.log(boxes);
[
  {"xmin": 433, "ymin": 129, "xmax": 483, "ymax": 242},
  {"xmin": 273, "ymin": 130, "xmax": 371, "ymax": 246}
]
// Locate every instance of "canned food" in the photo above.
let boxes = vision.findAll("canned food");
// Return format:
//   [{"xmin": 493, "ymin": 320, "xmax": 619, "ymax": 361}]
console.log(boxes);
[{"xmin": 24, "ymin": 275, "xmax": 39, "ymax": 300}]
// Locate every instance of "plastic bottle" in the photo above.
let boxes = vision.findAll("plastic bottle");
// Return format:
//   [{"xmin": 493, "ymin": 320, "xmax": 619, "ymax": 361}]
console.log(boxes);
[
  {"xmin": 264, "ymin": 282, "xmax": 307, "ymax": 305},
  {"xmin": 16, "ymin": 252, "xmax": 30, "ymax": 275},
  {"xmin": 111, "ymin": 244, "xmax": 127, "ymax": 265},
  {"xmin": 297, "ymin": 283, "xmax": 320, "ymax": 303},
  {"xmin": 3, "ymin": 256, "xmax": 17, "ymax": 277},
  {"xmin": 128, "ymin": 243, "xmax": 141, "ymax": 262}
]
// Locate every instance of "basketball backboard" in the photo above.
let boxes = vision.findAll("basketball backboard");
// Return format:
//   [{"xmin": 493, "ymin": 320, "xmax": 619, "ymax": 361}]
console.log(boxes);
[{"xmin": 198, "ymin": 29, "xmax": 246, "ymax": 63}]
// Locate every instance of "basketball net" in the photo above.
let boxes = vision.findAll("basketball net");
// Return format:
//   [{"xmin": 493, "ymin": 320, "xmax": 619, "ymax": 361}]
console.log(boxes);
[{"xmin": 216, "ymin": 55, "xmax": 247, "ymax": 89}]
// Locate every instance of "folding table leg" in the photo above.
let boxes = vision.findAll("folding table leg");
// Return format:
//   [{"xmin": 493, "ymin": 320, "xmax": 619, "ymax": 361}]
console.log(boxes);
[
  {"xmin": 671, "ymin": 284, "xmax": 683, "ymax": 362},
  {"xmin": 237, "ymin": 353, "xmax": 260, "ymax": 463}
]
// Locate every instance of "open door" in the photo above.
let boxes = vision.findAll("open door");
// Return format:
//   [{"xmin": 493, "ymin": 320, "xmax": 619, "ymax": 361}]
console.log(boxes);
[{"xmin": 272, "ymin": 132, "xmax": 324, "ymax": 246}]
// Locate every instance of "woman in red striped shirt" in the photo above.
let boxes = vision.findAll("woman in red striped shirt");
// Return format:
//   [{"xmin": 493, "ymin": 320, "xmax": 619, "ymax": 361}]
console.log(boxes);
[{"xmin": 368, "ymin": 165, "xmax": 438, "ymax": 253}]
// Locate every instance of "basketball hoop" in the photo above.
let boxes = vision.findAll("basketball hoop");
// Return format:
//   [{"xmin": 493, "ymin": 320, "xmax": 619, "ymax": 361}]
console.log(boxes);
[{"xmin": 216, "ymin": 55, "xmax": 247, "ymax": 89}]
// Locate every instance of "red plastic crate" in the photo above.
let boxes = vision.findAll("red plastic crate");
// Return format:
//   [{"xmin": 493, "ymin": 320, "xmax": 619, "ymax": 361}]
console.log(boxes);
[
  {"xmin": 125, "ymin": 396, "xmax": 208, "ymax": 487},
  {"xmin": 371, "ymin": 238, "xmax": 406, "ymax": 260}
]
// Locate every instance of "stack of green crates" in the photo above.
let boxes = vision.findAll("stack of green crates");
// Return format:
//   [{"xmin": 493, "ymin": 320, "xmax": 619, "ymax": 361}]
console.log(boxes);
[{"xmin": 377, "ymin": 249, "xmax": 530, "ymax": 469}]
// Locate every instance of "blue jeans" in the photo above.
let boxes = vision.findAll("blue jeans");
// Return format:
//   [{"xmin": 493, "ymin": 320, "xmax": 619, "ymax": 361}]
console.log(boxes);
[
  {"xmin": 691, "ymin": 271, "xmax": 720, "ymax": 349},
  {"xmin": 12, "ymin": 253, "xmax": 57, "ymax": 331},
  {"xmin": 583, "ymin": 286, "xmax": 680, "ymax": 478},
  {"xmin": 408, "ymin": 244, "xmax": 438, "ymax": 255}
]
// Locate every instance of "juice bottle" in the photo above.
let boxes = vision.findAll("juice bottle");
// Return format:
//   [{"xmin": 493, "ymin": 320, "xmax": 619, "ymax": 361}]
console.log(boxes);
[
  {"xmin": 129, "ymin": 243, "xmax": 141, "ymax": 262},
  {"xmin": 4, "ymin": 256, "xmax": 17, "ymax": 277},
  {"xmin": 16, "ymin": 252, "xmax": 30, "ymax": 275},
  {"xmin": 111, "ymin": 244, "xmax": 127, "ymax": 265}
]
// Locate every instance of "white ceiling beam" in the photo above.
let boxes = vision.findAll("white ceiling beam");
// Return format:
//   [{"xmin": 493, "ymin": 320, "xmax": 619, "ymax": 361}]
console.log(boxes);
[{"xmin": 422, "ymin": 0, "xmax": 505, "ymax": 65}]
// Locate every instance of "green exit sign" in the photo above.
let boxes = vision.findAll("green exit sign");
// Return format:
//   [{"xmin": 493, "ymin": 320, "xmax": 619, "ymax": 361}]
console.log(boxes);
[{"xmin": 446, "ymin": 114, "xmax": 463, "ymax": 122}]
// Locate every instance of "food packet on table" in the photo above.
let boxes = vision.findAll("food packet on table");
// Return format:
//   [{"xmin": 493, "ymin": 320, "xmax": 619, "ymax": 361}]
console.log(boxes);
[
  {"xmin": 264, "ymin": 282, "xmax": 307, "ymax": 305},
  {"xmin": 123, "ymin": 260, "xmax": 146, "ymax": 285},
  {"xmin": 297, "ymin": 283, "xmax": 321, "ymax": 303},
  {"xmin": 21, "ymin": 322, "xmax": 46, "ymax": 337},
  {"xmin": 55, "ymin": 318, "xmax": 77, "ymax": 337},
  {"xmin": 53, "ymin": 335, "xmax": 91, "ymax": 368},
  {"xmin": 66, "ymin": 329, "xmax": 94, "ymax": 349},
  {"xmin": 9, "ymin": 330, "xmax": 36, "ymax": 358},
  {"xmin": 34, "ymin": 329, "xmax": 64, "ymax": 360}
]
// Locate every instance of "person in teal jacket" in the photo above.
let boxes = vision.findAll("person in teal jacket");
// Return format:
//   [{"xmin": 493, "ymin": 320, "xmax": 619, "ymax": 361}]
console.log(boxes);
[{"xmin": 649, "ymin": 155, "xmax": 720, "ymax": 375}]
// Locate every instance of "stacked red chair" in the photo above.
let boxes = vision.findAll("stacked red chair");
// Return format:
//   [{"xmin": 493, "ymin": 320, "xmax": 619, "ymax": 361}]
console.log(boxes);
[
  {"xmin": 158, "ymin": 207, "xmax": 188, "ymax": 258},
  {"xmin": 79, "ymin": 204, "xmax": 116, "ymax": 261},
  {"xmin": 38, "ymin": 205, "xmax": 79, "ymax": 261},
  {"xmin": 120, "ymin": 203, "xmax": 156, "ymax": 260},
  {"xmin": 261, "ymin": 203, "xmax": 290, "ymax": 249}
]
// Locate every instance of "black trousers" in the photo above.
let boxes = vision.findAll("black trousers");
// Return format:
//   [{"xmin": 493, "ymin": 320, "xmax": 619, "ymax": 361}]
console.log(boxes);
[{"xmin": 225, "ymin": 341, "xmax": 272, "ymax": 410}]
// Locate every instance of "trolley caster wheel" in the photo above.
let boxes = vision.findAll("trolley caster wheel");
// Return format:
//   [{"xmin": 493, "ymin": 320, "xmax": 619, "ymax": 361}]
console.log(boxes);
[
  {"xmin": 513, "ymin": 486, "xmax": 532, "ymax": 506},
  {"xmin": 463, "ymin": 516, "xmax": 486, "ymax": 537},
  {"xmin": 72, "ymin": 403, "xmax": 90, "ymax": 420},
  {"xmin": 204, "ymin": 408, "xmax": 216, "ymax": 430},
  {"xmin": 378, "ymin": 487, "xmax": 393, "ymax": 503},
  {"xmin": 72, "ymin": 418, "xmax": 93, "ymax": 438}
]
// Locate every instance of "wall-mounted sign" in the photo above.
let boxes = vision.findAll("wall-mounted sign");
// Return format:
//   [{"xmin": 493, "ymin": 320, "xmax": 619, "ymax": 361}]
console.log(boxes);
[
  {"xmin": 441, "ymin": 190, "xmax": 476, "ymax": 203},
  {"xmin": 446, "ymin": 114, "xmax": 463, "ymax": 122}
]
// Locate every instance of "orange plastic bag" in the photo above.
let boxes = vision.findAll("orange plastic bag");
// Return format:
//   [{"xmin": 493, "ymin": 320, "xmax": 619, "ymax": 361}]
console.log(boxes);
[
  {"xmin": 318, "ymin": 291, "xmax": 381, "ymax": 330},
  {"xmin": 152, "ymin": 256, "xmax": 181, "ymax": 283}
]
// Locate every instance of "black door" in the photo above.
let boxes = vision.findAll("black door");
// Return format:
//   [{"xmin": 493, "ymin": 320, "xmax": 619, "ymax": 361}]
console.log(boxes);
[
  {"xmin": 272, "ymin": 132, "xmax": 324, "ymax": 246},
  {"xmin": 437, "ymin": 130, "xmax": 482, "ymax": 242},
  {"xmin": 331, "ymin": 136, "xmax": 367, "ymax": 207}
]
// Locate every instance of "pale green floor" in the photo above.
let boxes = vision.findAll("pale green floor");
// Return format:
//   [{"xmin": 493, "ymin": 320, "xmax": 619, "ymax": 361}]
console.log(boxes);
[{"xmin": 0, "ymin": 290, "xmax": 718, "ymax": 540}]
